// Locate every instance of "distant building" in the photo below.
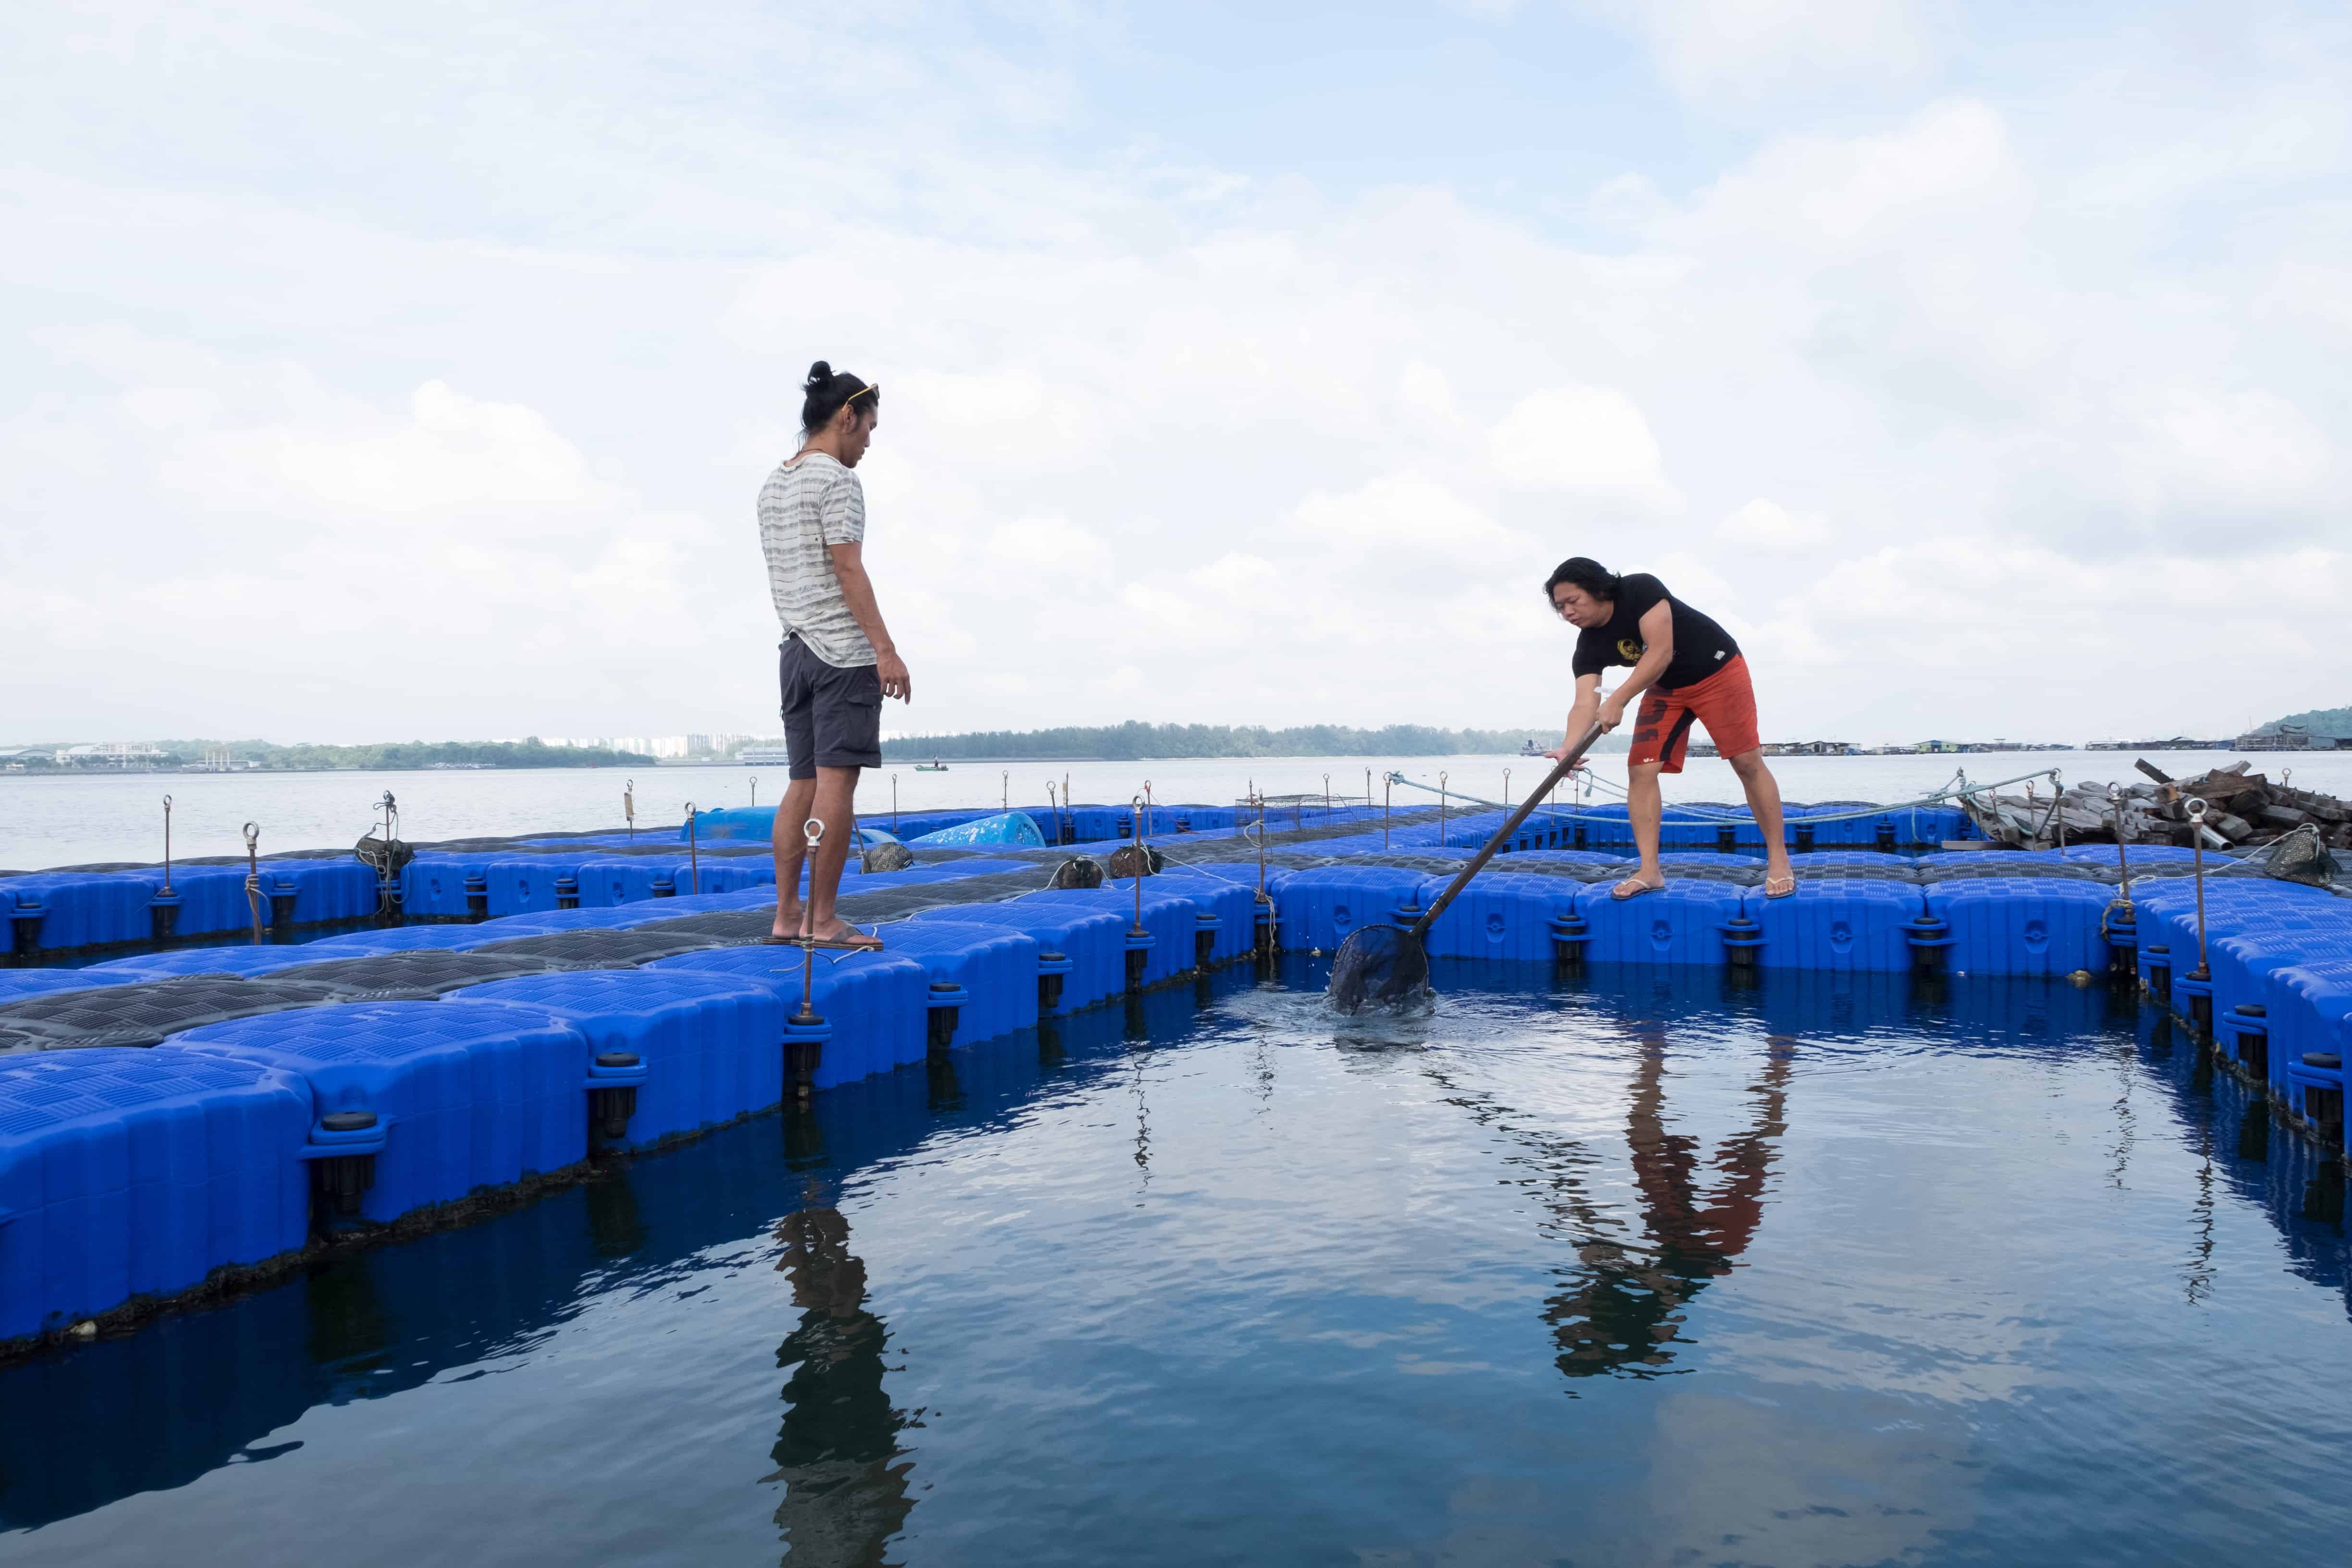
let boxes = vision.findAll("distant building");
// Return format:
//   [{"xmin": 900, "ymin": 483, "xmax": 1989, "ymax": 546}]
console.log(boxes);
[
  {"xmin": 739, "ymin": 744, "xmax": 792, "ymax": 766},
  {"xmin": 2083, "ymin": 737, "xmax": 2231, "ymax": 751}
]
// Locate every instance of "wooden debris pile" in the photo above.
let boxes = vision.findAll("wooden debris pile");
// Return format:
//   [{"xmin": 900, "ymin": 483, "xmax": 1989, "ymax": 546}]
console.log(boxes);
[{"xmin": 1960, "ymin": 759, "xmax": 2352, "ymax": 850}]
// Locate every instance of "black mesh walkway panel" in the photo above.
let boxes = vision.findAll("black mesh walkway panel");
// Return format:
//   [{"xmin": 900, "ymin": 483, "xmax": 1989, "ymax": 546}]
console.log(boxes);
[
  {"xmin": 1914, "ymin": 863, "xmax": 2103, "ymax": 883},
  {"xmin": 473, "ymin": 930, "xmax": 726, "ymax": 966},
  {"xmin": 0, "ymin": 977, "xmax": 344, "ymax": 1051},
  {"xmin": 834, "ymin": 867, "xmax": 1060, "ymax": 923},
  {"xmin": 266, "ymin": 951, "xmax": 578, "ymax": 999},
  {"xmin": 635, "ymin": 910, "xmax": 778, "ymax": 942}
]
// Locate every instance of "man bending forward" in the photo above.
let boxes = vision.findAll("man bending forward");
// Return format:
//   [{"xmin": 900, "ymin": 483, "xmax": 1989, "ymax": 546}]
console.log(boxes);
[{"xmin": 1545, "ymin": 558, "xmax": 1797, "ymax": 900}]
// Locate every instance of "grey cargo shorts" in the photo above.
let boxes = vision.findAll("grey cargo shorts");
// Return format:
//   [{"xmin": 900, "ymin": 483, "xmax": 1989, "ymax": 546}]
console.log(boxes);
[{"xmin": 778, "ymin": 636, "xmax": 882, "ymax": 778}]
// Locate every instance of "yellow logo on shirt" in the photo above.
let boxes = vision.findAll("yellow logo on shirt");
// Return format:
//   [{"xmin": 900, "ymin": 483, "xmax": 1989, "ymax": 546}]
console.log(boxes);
[{"xmin": 1617, "ymin": 638, "xmax": 1642, "ymax": 661}]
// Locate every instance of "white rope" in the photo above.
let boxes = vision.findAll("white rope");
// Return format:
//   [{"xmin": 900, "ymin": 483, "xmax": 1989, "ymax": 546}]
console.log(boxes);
[{"xmin": 1383, "ymin": 765, "xmax": 2053, "ymax": 826}]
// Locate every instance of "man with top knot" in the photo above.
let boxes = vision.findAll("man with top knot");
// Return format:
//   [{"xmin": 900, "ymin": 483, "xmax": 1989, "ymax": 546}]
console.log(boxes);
[
  {"xmin": 758, "ymin": 361, "xmax": 911, "ymax": 949},
  {"xmin": 1544, "ymin": 558, "xmax": 1798, "ymax": 901}
]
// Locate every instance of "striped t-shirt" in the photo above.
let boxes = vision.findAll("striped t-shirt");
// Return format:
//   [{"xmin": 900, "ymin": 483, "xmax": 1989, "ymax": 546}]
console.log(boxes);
[{"xmin": 757, "ymin": 452, "xmax": 874, "ymax": 668}]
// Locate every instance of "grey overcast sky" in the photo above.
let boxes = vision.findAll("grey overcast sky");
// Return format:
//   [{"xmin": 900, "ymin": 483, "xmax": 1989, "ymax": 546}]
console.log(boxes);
[{"xmin": 3, "ymin": 1, "xmax": 2347, "ymax": 745}]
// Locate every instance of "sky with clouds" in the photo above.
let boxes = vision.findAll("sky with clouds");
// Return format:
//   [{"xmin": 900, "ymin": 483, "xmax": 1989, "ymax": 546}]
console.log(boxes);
[{"xmin": 3, "ymin": 0, "xmax": 2346, "ymax": 746}]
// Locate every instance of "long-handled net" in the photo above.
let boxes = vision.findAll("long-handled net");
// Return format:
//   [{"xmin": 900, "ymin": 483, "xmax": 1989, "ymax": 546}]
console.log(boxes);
[{"xmin": 1330, "ymin": 723, "xmax": 1605, "ymax": 1013}]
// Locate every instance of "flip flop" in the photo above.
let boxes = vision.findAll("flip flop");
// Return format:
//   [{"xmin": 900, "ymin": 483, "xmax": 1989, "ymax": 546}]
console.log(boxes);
[
  {"xmin": 1611, "ymin": 877, "xmax": 1666, "ymax": 901},
  {"xmin": 805, "ymin": 930, "xmax": 885, "ymax": 952},
  {"xmin": 1764, "ymin": 874, "xmax": 1798, "ymax": 899},
  {"xmin": 762, "ymin": 929, "xmax": 886, "ymax": 952}
]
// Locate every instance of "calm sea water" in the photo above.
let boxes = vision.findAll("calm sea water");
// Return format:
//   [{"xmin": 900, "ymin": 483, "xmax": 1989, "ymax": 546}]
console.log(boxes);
[
  {"xmin": 7, "ymin": 963, "xmax": 2347, "ymax": 1566},
  {"xmin": 10, "ymin": 749, "xmax": 2346, "ymax": 871}
]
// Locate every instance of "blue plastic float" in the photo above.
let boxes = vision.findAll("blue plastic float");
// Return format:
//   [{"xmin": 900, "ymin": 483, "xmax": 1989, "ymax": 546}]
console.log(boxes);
[{"xmin": 6, "ymin": 787, "xmax": 2352, "ymax": 1351}]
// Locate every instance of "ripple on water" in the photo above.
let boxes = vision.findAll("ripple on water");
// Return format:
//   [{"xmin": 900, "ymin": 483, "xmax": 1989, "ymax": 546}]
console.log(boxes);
[{"xmin": 4, "ymin": 962, "xmax": 2351, "ymax": 1567}]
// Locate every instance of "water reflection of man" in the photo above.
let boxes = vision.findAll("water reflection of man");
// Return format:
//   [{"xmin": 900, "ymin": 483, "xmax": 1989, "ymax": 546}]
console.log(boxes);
[
  {"xmin": 1545, "ymin": 1029, "xmax": 1795, "ymax": 1377},
  {"xmin": 766, "ymin": 1192, "xmax": 914, "ymax": 1566}
]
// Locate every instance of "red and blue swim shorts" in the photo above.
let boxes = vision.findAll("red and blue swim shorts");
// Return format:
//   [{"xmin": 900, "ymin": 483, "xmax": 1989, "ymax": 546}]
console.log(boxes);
[{"xmin": 1628, "ymin": 655, "xmax": 1760, "ymax": 774}]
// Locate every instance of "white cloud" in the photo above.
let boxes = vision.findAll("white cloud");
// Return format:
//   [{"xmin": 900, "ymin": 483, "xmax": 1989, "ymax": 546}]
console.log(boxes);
[
  {"xmin": 1582, "ymin": 0, "xmax": 1934, "ymax": 100},
  {"xmin": 1720, "ymin": 498, "xmax": 1831, "ymax": 547},
  {"xmin": 2, "ymin": 1, "xmax": 2349, "ymax": 751},
  {"xmin": 1489, "ymin": 386, "xmax": 1681, "ymax": 513},
  {"xmin": 1291, "ymin": 472, "xmax": 1524, "ymax": 551},
  {"xmin": 163, "ymin": 380, "xmax": 618, "ymax": 524}
]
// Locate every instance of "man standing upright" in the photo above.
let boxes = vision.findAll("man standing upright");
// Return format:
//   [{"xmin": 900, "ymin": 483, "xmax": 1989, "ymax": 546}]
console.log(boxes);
[
  {"xmin": 760, "ymin": 361, "xmax": 911, "ymax": 947},
  {"xmin": 1545, "ymin": 558, "xmax": 1797, "ymax": 900}
]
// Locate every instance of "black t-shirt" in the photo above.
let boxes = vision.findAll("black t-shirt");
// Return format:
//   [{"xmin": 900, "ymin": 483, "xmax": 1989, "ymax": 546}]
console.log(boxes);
[{"xmin": 1570, "ymin": 573, "xmax": 1740, "ymax": 692}]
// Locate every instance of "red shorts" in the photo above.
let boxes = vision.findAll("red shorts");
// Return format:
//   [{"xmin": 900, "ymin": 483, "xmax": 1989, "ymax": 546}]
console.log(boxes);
[{"xmin": 1628, "ymin": 655, "xmax": 1759, "ymax": 773}]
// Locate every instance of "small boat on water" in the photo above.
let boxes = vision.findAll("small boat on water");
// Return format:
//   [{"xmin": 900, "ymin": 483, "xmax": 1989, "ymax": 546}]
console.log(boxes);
[
  {"xmin": 914, "ymin": 759, "xmax": 950, "ymax": 772},
  {"xmin": 1519, "ymin": 739, "xmax": 1547, "ymax": 757}
]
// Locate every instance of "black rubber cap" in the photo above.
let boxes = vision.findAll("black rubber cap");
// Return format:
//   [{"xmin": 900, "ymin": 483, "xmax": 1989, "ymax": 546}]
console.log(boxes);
[
  {"xmin": 320, "ymin": 1110, "xmax": 379, "ymax": 1132},
  {"xmin": 930, "ymin": 980, "xmax": 959, "ymax": 993},
  {"xmin": 1198, "ymin": 913, "xmax": 1217, "ymax": 922},
  {"xmin": 2147, "ymin": 944, "xmax": 2169, "ymax": 954},
  {"xmin": 2305, "ymin": 1053, "xmax": 2342, "ymax": 1070},
  {"xmin": 595, "ymin": 1051, "xmax": 641, "ymax": 1067},
  {"xmin": 1041, "ymin": 952, "xmax": 1066, "ymax": 963},
  {"xmin": 2236, "ymin": 1004, "xmax": 2266, "ymax": 1017}
]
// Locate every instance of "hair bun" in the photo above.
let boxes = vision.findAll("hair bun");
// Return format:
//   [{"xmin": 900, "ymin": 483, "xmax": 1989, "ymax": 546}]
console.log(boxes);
[{"xmin": 804, "ymin": 360, "xmax": 834, "ymax": 388}]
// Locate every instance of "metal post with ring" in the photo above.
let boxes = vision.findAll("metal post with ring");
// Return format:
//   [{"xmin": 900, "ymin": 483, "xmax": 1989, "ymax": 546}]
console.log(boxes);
[
  {"xmin": 242, "ymin": 822, "xmax": 264, "ymax": 943},
  {"xmin": 1124, "ymin": 794, "xmax": 1154, "ymax": 991},
  {"xmin": 778, "ymin": 816, "xmax": 833, "ymax": 1096},
  {"xmin": 2183, "ymin": 796, "xmax": 2215, "ymax": 1036},
  {"xmin": 150, "ymin": 795, "xmax": 182, "ymax": 942}
]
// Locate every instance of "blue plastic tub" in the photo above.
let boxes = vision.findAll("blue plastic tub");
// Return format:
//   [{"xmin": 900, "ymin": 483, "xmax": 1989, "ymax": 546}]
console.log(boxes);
[
  {"xmin": 1923, "ymin": 879, "xmax": 2114, "ymax": 976},
  {"xmin": 0, "ymin": 1047, "xmax": 312, "ymax": 1341},
  {"xmin": 1740, "ymin": 879, "xmax": 1922, "ymax": 972},
  {"xmin": 913, "ymin": 902, "xmax": 1129, "ymax": 1014},
  {"xmin": 1015, "ymin": 884, "xmax": 1203, "ymax": 987},
  {"xmin": 1270, "ymin": 866, "xmax": 1432, "ymax": 954},
  {"xmin": 1410, "ymin": 871, "xmax": 1579, "ymax": 963},
  {"xmin": 254, "ymin": 861, "xmax": 380, "ymax": 926},
  {"xmin": 401, "ymin": 856, "xmax": 490, "ymax": 919},
  {"xmin": 858, "ymin": 922, "xmax": 1039, "ymax": 1049},
  {"xmin": 127, "ymin": 865, "xmax": 260, "ymax": 940},
  {"xmin": 1576, "ymin": 881, "xmax": 1743, "ymax": 966},
  {"xmin": 478, "ymin": 858, "xmax": 570, "ymax": 919},
  {"xmin": 652, "ymin": 946, "xmax": 931, "ymax": 1082},
  {"xmin": 574, "ymin": 857, "xmax": 685, "ymax": 908},
  {"xmin": 0, "ymin": 874, "xmax": 155, "ymax": 953},
  {"xmin": 447, "ymin": 970, "xmax": 785, "ymax": 1147},
  {"xmin": 170, "ymin": 1001, "xmax": 589, "ymax": 1224},
  {"xmin": 1153, "ymin": 871, "xmax": 1258, "ymax": 965}
]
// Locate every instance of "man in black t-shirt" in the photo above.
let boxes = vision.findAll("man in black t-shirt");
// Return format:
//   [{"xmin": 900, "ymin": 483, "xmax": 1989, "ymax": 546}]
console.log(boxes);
[{"xmin": 1544, "ymin": 557, "xmax": 1797, "ymax": 899}]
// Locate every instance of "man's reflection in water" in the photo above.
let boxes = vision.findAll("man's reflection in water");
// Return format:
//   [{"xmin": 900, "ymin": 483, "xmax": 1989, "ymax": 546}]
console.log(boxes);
[
  {"xmin": 1544, "ymin": 1026, "xmax": 1796, "ymax": 1379},
  {"xmin": 766, "ymin": 1183, "xmax": 915, "ymax": 1567}
]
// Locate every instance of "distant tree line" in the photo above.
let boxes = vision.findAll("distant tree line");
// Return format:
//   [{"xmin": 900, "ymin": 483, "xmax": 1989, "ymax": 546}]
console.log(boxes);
[
  {"xmin": 881, "ymin": 721, "xmax": 1617, "ymax": 760},
  {"xmin": 153, "ymin": 738, "xmax": 657, "ymax": 771}
]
